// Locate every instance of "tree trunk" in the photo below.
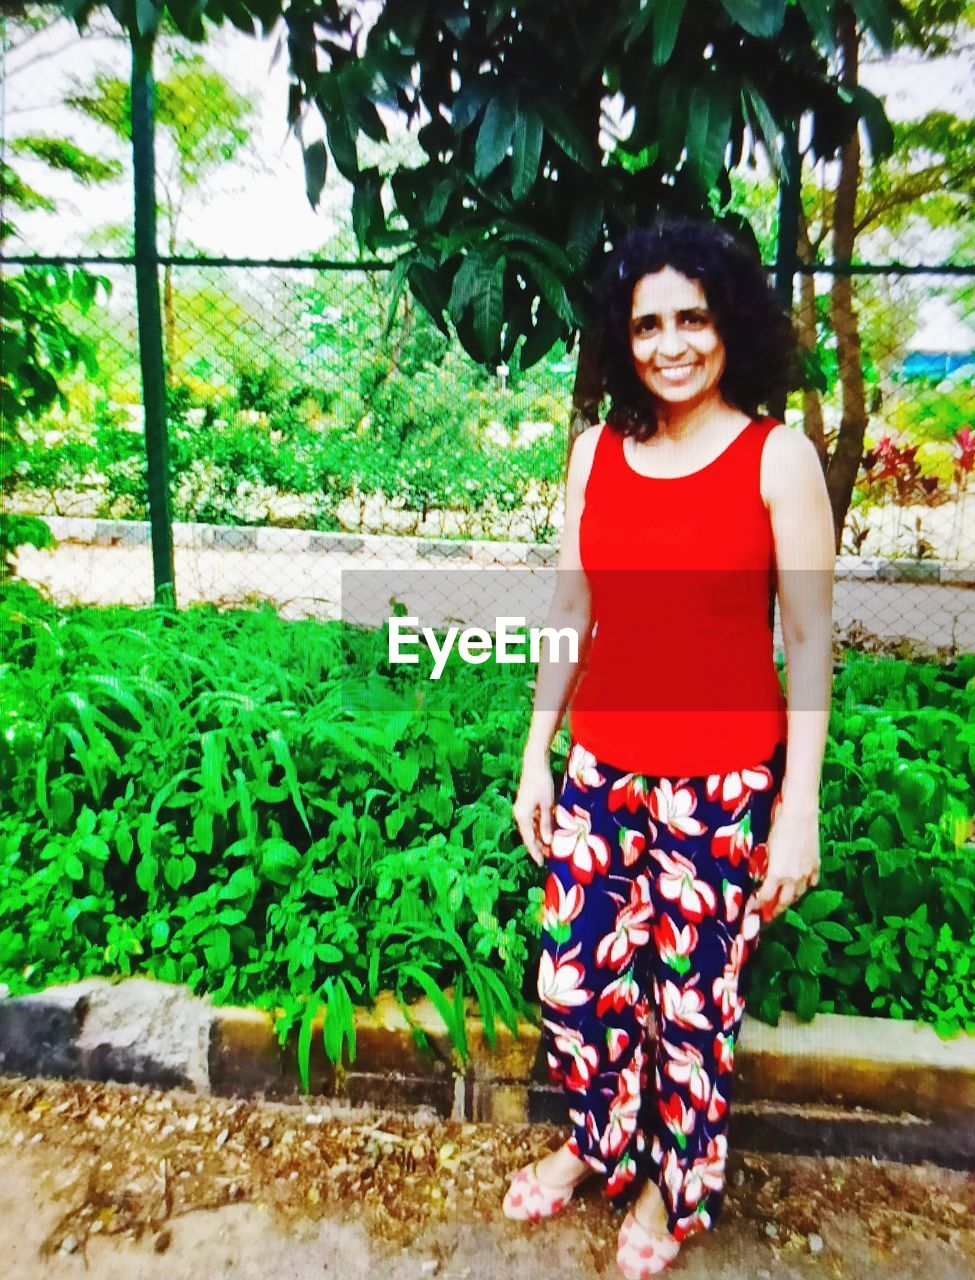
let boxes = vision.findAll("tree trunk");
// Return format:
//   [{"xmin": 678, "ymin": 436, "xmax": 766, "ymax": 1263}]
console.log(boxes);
[
  {"xmin": 797, "ymin": 214, "xmax": 827, "ymax": 470},
  {"xmin": 826, "ymin": 6, "xmax": 869, "ymax": 555}
]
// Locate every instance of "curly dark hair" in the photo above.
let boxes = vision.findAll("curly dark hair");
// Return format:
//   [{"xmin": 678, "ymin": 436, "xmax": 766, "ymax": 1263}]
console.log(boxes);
[{"xmin": 593, "ymin": 218, "xmax": 796, "ymax": 441}]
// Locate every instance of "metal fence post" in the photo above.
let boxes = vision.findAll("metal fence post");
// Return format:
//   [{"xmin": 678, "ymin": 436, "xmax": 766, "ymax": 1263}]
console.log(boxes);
[
  {"xmin": 131, "ymin": 23, "xmax": 176, "ymax": 607},
  {"xmin": 770, "ymin": 118, "xmax": 801, "ymax": 630},
  {"xmin": 773, "ymin": 116, "xmax": 801, "ymax": 412}
]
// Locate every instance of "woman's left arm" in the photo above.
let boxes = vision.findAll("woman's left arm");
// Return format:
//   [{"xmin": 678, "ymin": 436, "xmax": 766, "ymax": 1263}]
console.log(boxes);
[{"xmin": 756, "ymin": 426, "xmax": 837, "ymax": 922}]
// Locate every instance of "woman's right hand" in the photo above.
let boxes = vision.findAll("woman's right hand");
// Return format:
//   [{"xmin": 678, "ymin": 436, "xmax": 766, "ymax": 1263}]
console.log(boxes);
[{"xmin": 512, "ymin": 756, "xmax": 556, "ymax": 867}]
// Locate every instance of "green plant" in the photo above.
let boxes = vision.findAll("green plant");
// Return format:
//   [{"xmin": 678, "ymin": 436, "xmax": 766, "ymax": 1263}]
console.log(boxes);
[{"xmin": 3, "ymin": 591, "xmax": 972, "ymax": 1093}]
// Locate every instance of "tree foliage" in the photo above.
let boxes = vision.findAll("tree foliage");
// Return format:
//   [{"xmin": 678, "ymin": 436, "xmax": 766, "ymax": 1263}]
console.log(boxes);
[{"xmin": 56, "ymin": 0, "xmax": 907, "ymax": 370}]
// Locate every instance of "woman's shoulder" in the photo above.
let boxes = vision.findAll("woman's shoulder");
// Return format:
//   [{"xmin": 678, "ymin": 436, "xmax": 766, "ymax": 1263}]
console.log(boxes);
[{"xmin": 760, "ymin": 419, "xmax": 824, "ymax": 508}]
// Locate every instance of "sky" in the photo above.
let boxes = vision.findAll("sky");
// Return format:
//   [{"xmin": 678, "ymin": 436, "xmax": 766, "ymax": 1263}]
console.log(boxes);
[{"xmin": 2, "ymin": 10, "xmax": 973, "ymax": 346}]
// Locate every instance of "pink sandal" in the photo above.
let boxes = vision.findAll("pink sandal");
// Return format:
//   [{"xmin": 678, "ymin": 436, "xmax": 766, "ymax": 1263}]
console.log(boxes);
[
  {"xmin": 616, "ymin": 1209, "xmax": 682, "ymax": 1277},
  {"xmin": 501, "ymin": 1159, "xmax": 583, "ymax": 1221}
]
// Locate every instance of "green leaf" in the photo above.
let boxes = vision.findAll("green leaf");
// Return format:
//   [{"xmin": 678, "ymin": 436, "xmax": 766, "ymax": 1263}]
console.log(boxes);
[
  {"xmin": 814, "ymin": 919, "xmax": 854, "ymax": 943},
  {"xmin": 303, "ymin": 140, "xmax": 328, "ymax": 210},
  {"xmin": 566, "ymin": 191, "xmax": 604, "ymax": 270},
  {"xmin": 798, "ymin": 0, "xmax": 836, "ymax": 50},
  {"xmin": 797, "ymin": 889, "xmax": 846, "ymax": 923},
  {"xmin": 510, "ymin": 106, "xmax": 543, "ymax": 201},
  {"xmin": 721, "ymin": 0, "xmax": 786, "ymax": 37},
  {"xmin": 685, "ymin": 77, "xmax": 733, "ymax": 192},
  {"xmin": 536, "ymin": 100, "xmax": 594, "ymax": 170},
  {"xmin": 651, "ymin": 0, "xmax": 688, "ymax": 62},
  {"xmin": 134, "ymin": 0, "xmax": 160, "ymax": 37},
  {"xmin": 842, "ymin": 84, "xmax": 895, "ymax": 159},
  {"xmin": 850, "ymin": 0, "xmax": 895, "ymax": 49},
  {"xmin": 741, "ymin": 81, "xmax": 785, "ymax": 179},
  {"xmin": 260, "ymin": 837, "xmax": 302, "ymax": 885},
  {"xmin": 297, "ymin": 996, "xmax": 321, "ymax": 1094},
  {"xmin": 475, "ymin": 91, "xmax": 518, "ymax": 181},
  {"xmin": 325, "ymin": 109, "xmax": 358, "ymax": 180}
]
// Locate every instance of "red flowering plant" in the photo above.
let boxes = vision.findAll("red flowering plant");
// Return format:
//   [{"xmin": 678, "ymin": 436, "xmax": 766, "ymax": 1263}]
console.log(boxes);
[
  {"xmin": 954, "ymin": 426, "xmax": 975, "ymax": 491},
  {"xmin": 858, "ymin": 434, "xmax": 946, "ymax": 507}
]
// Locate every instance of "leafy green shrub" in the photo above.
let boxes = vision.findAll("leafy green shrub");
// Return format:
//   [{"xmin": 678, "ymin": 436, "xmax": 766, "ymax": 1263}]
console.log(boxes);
[{"xmin": 2, "ymin": 587, "xmax": 973, "ymax": 1091}]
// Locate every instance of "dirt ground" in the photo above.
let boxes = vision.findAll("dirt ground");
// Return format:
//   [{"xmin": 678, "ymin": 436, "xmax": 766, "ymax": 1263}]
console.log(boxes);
[{"xmin": 1, "ymin": 1075, "xmax": 973, "ymax": 1280}]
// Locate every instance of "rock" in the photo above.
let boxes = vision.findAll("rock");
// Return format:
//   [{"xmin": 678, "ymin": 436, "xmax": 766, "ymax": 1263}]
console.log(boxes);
[
  {"xmin": 808, "ymin": 1233, "xmax": 824, "ymax": 1254},
  {"xmin": 59, "ymin": 1234, "xmax": 78, "ymax": 1255},
  {"xmin": 764, "ymin": 1222, "xmax": 779, "ymax": 1238}
]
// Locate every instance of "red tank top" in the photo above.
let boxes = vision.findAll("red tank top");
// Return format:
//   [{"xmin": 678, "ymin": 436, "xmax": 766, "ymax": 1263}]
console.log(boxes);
[{"xmin": 568, "ymin": 416, "xmax": 788, "ymax": 775}]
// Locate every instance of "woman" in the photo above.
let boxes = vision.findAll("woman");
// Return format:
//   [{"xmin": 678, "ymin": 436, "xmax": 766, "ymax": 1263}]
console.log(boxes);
[{"xmin": 504, "ymin": 218, "xmax": 835, "ymax": 1278}]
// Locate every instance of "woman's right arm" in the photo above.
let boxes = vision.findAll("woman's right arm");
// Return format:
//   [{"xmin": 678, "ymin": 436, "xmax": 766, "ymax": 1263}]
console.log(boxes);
[{"xmin": 512, "ymin": 424, "xmax": 601, "ymax": 866}]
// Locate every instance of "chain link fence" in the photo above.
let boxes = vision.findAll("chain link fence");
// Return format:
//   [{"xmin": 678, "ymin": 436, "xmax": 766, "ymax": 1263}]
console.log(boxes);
[{"xmin": 4, "ymin": 251, "xmax": 974, "ymax": 660}]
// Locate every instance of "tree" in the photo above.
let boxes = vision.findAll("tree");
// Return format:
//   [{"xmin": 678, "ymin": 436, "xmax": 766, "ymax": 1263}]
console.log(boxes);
[
  {"xmin": 64, "ymin": 51, "xmax": 258, "ymax": 382},
  {"xmin": 276, "ymin": 0, "xmax": 912, "ymax": 444},
  {"xmin": 58, "ymin": 0, "xmax": 904, "ymax": 439},
  {"xmin": 0, "ymin": 4, "xmax": 120, "ymax": 575},
  {"xmin": 792, "ymin": 0, "xmax": 974, "ymax": 547}
]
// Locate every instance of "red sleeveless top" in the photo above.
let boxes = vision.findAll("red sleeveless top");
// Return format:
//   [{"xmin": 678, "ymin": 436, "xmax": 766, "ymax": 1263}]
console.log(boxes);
[{"xmin": 568, "ymin": 417, "xmax": 788, "ymax": 776}]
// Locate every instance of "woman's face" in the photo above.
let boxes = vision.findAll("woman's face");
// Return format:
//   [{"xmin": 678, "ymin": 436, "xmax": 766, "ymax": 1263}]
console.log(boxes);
[{"xmin": 629, "ymin": 266, "xmax": 726, "ymax": 408}]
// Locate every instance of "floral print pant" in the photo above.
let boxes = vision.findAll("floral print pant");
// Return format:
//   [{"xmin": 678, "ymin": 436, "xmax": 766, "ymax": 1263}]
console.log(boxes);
[{"xmin": 537, "ymin": 737, "xmax": 787, "ymax": 1243}]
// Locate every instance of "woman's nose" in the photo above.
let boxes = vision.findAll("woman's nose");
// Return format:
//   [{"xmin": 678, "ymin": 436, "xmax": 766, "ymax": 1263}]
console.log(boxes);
[{"xmin": 656, "ymin": 322, "xmax": 686, "ymax": 356}]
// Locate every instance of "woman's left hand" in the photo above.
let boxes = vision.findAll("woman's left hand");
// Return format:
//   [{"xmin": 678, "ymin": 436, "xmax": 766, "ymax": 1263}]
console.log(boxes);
[{"xmin": 754, "ymin": 796, "xmax": 821, "ymax": 925}]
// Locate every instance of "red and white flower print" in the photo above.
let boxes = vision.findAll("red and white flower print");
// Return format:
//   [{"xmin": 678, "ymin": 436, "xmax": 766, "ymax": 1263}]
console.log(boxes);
[
  {"xmin": 600, "ymin": 1056, "xmax": 642, "ymax": 1159},
  {"xmin": 681, "ymin": 1135, "xmax": 727, "ymax": 1210},
  {"xmin": 653, "ymin": 911, "xmax": 699, "ymax": 975},
  {"xmin": 655, "ymin": 1146, "xmax": 680, "ymax": 1213},
  {"xmin": 653, "ymin": 849, "xmax": 719, "ymax": 922},
  {"xmin": 747, "ymin": 839, "xmax": 770, "ymax": 881},
  {"xmin": 707, "ymin": 1080, "xmax": 729, "ymax": 1124},
  {"xmin": 540, "ymin": 873, "xmax": 585, "ymax": 944},
  {"xmin": 741, "ymin": 891, "xmax": 763, "ymax": 944},
  {"xmin": 606, "ymin": 1026, "xmax": 630, "ymax": 1063},
  {"xmin": 537, "ymin": 941, "xmax": 593, "ymax": 1011},
  {"xmin": 619, "ymin": 826, "xmax": 646, "ymax": 867},
  {"xmin": 606, "ymin": 1150, "xmax": 638, "ymax": 1196},
  {"xmin": 595, "ymin": 874, "xmax": 654, "ymax": 970},
  {"xmin": 550, "ymin": 803, "xmax": 611, "ymax": 885},
  {"xmin": 711, "ymin": 810, "xmax": 753, "ymax": 867},
  {"xmin": 567, "ymin": 742, "xmax": 606, "ymax": 790},
  {"xmin": 608, "ymin": 773, "xmax": 650, "ymax": 814},
  {"xmin": 660, "ymin": 975, "xmax": 712, "ymax": 1031},
  {"xmin": 659, "ymin": 1091, "xmax": 697, "ymax": 1148},
  {"xmin": 647, "ymin": 778, "xmax": 707, "ymax": 837},
  {"xmin": 660, "ymin": 1036, "xmax": 711, "ymax": 1109},
  {"xmin": 673, "ymin": 1205, "xmax": 713, "ymax": 1244},
  {"xmin": 596, "ymin": 967, "xmax": 640, "ymax": 1017},
  {"xmin": 712, "ymin": 954, "xmax": 744, "ymax": 1033},
  {"xmin": 706, "ymin": 761, "xmax": 774, "ymax": 816},
  {"xmin": 723, "ymin": 879, "xmax": 743, "ymax": 922},
  {"xmin": 551, "ymin": 1024, "xmax": 601, "ymax": 1093},
  {"xmin": 713, "ymin": 1029, "xmax": 735, "ymax": 1074}
]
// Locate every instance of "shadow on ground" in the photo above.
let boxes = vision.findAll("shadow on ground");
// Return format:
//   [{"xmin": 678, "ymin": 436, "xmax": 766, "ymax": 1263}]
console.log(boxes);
[{"xmin": 1, "ymin": 1075, "xmax": 972, "ymax": 1280}]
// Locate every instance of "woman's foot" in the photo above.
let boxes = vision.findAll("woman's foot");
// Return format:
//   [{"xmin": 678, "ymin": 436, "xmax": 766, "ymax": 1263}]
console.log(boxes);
[
  {"xmin": 617, "ymin": 1182, "xmax": 681, "ymax": 1278},
  {"xmin": 502, "ymin": 1142, "xmax": 591, "ymax": 1221}
]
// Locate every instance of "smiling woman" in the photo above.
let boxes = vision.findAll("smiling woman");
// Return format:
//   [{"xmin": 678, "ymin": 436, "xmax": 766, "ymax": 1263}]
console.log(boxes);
[{"xmin": 506, "ymin": 218, "xmax": 836, "ymax": 1278}]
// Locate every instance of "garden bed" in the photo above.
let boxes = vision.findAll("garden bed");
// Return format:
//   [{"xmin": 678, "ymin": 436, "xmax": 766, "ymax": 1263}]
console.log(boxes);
[{"xmin": 2, "ymin": 584, "xmax": 974, "ymax": 1070}]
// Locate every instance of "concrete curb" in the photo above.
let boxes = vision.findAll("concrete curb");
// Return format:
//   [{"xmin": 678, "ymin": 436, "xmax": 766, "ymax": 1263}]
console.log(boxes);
[
  {"xmin": 27, "ymin": 515, "xmax": 975, "ymax": 584},
  {"xmin": 1, "ymin": 978, "xmax": 973, "ymax": 1169}
]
